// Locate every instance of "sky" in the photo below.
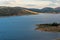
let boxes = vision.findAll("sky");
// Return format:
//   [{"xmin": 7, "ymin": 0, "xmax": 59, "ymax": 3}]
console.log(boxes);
[{"xmin": 0, "ymin": 0, "xmax": 60, "ymax": 8}]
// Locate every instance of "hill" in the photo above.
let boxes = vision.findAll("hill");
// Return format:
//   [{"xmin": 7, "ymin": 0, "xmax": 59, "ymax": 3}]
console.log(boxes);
[
  {"xmin": 0, "ymin": 6, "xmax": 38, "ymax": 16},
  {"xmin": 28, "ymin": 7, "xmax": 60, "ymax": 13}
]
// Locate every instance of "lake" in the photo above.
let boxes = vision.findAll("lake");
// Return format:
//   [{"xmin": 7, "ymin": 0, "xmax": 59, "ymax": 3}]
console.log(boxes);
[{"xmin": 0, "ymin": 13, "xmax": 60, "ymax": 40}]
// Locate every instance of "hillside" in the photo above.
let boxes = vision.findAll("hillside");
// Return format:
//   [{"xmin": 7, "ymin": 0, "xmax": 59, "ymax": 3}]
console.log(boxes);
[
  {"xmin": 0, "ymin": 6, "xmax": 60, "ymax": 16},
  {"xmin": 0, "ymin": 6, "xmax": 38, "ymax": 16},
  {"xmin": 28, "ymin": 7, "xmax": 60, "ymax": 13}
]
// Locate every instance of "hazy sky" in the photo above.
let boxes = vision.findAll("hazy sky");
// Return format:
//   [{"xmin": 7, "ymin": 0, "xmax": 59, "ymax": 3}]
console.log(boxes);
[{"xmin": 0, "ymin": 0, "xmax": 60, "ymax": 8}]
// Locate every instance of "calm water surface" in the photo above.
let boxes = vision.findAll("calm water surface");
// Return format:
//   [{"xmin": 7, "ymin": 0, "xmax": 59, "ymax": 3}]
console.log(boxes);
[{"xmin": 0, "ymin": 13, "xmax": 60, "ymax": 40}]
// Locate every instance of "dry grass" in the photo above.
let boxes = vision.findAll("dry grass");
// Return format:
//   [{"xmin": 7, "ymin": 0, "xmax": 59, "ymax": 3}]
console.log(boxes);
[
  {"xmin": 53, "ymin": 38, "xmax": 60, "ymax": 40},
  {"xmin": 36, "ymin": 26, "xmax": 60, "ymax": 32},
  {"xmin": 36, "ymin": 23, "xmax": 60, "ymax": 32}
]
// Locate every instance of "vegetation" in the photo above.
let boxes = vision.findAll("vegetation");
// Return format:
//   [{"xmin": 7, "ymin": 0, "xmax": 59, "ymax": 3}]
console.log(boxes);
[
  {"xmin": 36, "ymin": 23, "xmax": 60, "ymax": 32},
  {"xmin": 0, "ymin": 6, "xmax": 38, "ymax": 16},
  {"xmin": 0, "ymin": 6, "xmax": 60, "ymax": 16}
]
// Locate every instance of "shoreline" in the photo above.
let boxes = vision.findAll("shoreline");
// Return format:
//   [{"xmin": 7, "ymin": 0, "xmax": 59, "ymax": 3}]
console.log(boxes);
[{"xmin": 36, "ymin": 23, "xmax": 60, "ymax": 32}]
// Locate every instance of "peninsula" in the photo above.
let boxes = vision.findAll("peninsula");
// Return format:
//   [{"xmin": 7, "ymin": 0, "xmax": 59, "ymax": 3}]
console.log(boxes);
[{"xmin": 36, "ymin": 23, "xmax": 60, "ymax": 32}]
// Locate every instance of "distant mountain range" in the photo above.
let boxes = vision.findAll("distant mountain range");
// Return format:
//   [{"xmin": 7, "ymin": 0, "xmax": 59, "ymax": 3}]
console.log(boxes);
[
  {"xmin": 0, "ymin": 6, "xmax": 60, "ymax": 16},
  {"xmin": 28, "ymin": 7, "xmax": 60, "ymax": 13}
]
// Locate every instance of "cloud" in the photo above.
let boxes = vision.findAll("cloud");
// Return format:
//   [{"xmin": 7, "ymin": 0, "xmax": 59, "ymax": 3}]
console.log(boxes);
[
  {"xmin": 24, "ymin": 1, "xmax": 53, "ymax": 8},
  {"xmin": 0, "ymin": 0, "xmax": 59, "ymax": 8}
]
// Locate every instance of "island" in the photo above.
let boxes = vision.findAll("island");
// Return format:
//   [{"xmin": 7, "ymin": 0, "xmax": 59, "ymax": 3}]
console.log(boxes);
[{"xmin": 36, "ymin": 23, "xmax": 60, "ymax": 32}]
